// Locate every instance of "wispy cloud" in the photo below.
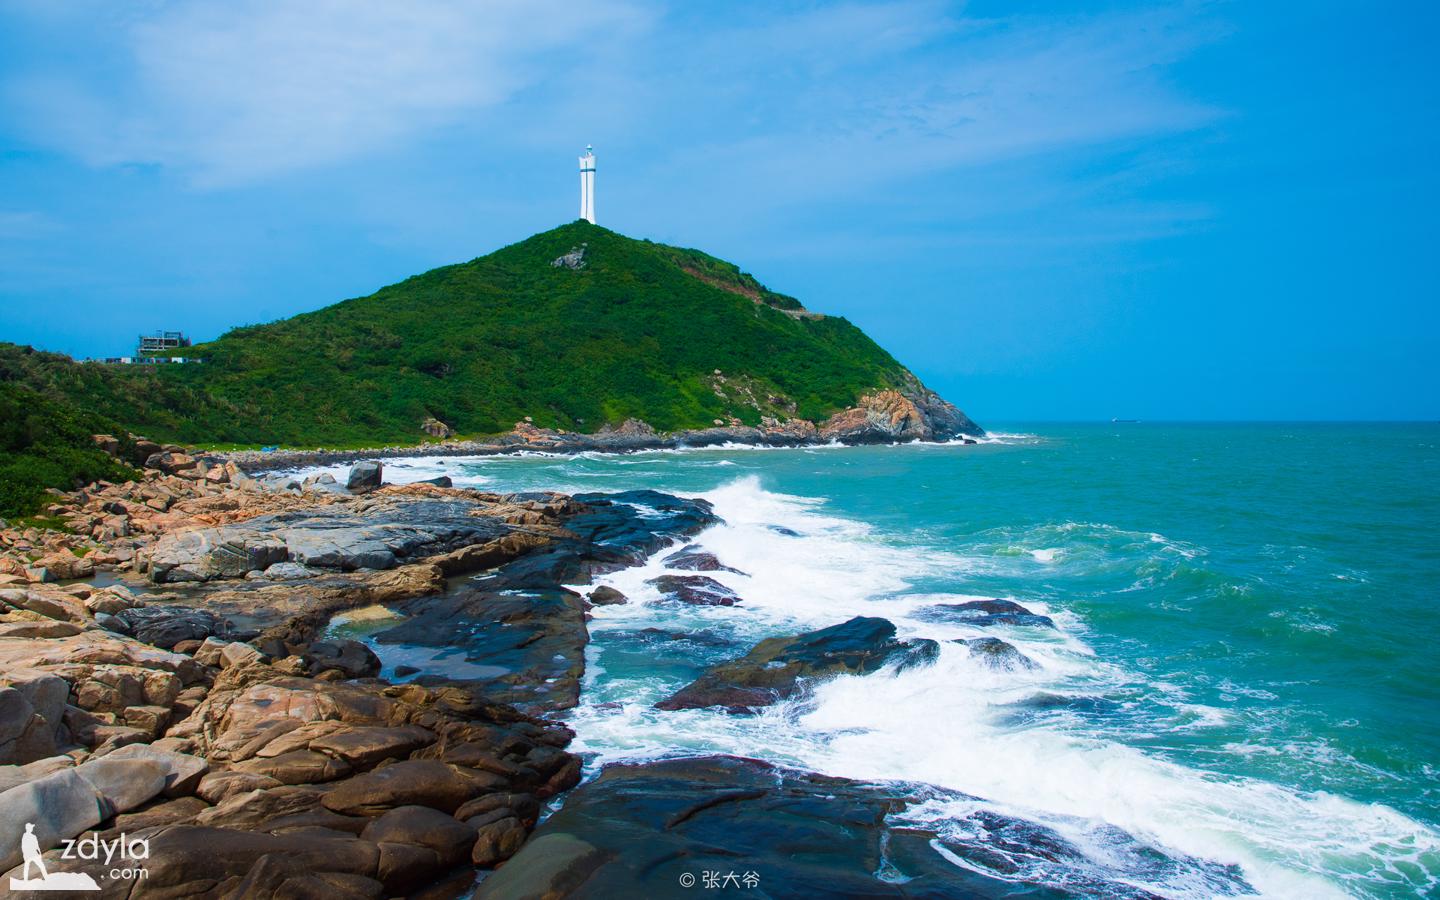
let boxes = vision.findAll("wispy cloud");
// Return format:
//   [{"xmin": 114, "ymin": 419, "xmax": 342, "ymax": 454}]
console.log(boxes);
[
  {"xmin": 0, "ymin": 209, "xmax": 60, "ymax": 239},
  {"xmin": 626, "ymin": 2, "xmax": 1227, "ymax": 220},
  {"xmin": 4, "ymin": 0, "xmax": 1223, "ymax": 220},
  {"xmin": 7, "ymin": 0, "xmax": 649, "ymax": 186}
]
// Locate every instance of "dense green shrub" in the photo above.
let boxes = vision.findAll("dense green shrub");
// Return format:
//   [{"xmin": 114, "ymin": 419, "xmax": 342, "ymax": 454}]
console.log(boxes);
[
  {"xmin": 0, "ymin": 221, "xmax": 918, "ymax": 448},
  {"xmin": 0, "ymin": 381, "xmax": 137, "ymax": 518}
]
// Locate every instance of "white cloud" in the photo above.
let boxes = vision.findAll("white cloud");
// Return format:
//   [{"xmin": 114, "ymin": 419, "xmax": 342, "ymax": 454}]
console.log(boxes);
[
  {"xmin": 8, "ymin": 0, "xmax": 648, "ymax": 186},
  {"xmin": 637, "ymin": 3, "xmax": 1226, "ymax": 211}
]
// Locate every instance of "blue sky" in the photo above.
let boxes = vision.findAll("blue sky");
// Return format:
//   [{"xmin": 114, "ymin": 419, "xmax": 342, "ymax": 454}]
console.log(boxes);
[{"xmin": 1, "ymin": 1, "xmax": 1435, "ymax": 421}]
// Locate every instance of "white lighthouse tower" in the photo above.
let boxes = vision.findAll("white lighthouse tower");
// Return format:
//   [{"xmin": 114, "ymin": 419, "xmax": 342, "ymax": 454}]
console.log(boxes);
[{"xmin": 579, "ymin": 145, "xmax": 596, "ymax": 224}]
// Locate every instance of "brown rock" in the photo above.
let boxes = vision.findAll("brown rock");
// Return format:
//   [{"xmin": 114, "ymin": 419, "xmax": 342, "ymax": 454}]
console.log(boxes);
[
  {"xmin": 197, "ymin": 770, "xmax": 284, "ymax": 803},
  {"xmin": 360, "ymin": 805, "xmax": 476, "ymax": 865},
  {"xmin": 321, "ymin": 759, "xmax": 504, "ymax": 816},
  {"xmin": 308, "ymin": 725, "xmax": 436, "ymax": 770},
  {"xmin": 238, "ymin": 749, "xmax": 353, "ymax": 785},
  {"xmin": 471, "ymin": 815, "xmax": 527, "ymax": 867}
]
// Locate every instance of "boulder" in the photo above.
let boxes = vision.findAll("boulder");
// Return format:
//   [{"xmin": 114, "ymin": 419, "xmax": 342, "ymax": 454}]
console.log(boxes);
[
  {"xmin": 0, "ymin": 668, "xmax": 69, "ymax": 764},
  {"xmin": 361, "ymin": 805, "xmax": 475, "ymax": 865},
  {"xmin": 145, "ymin": 450, "xmax": 200, "ymax": 474},
  {"xmin": 197, "ymin": 770, "xmax": 284, "ymax": 804},
  {"xmin": 302, "ymin": 639, "xmax": 382, "ymax": 679},
  {"xmin": 955, "ymin": 637, "xmax": 1038, "ymax": 671},
  {"xmin": 321, "ymin": 760, "xmax": 504, "ymax": 816},
  {"xmin": 71, "ymin": 756, "xmax": 169, "ymax": 812},
  {"xmin": 646, "ymin": 574, "xmax": 742, "ymax": 606},
  {"xmin": 221, "ymin": 641, "xmax": 266, "ymax": 669},
  {"xmin": 586, "ymin": 585, "xmax": 628, "ymax": 606},
  {"xmin": 102, "ymin": 743, "xmax": 209, "ymax": 797},
  {"xmin": 238, "ymin": 749, "xmax": 353, "ymax": 784},
  {"xmin": 471, "ymin": 815, "xmax": 527, "ymax": 866},
  {"xmin": 193, "ymin": 635, "xmax": 229, "ymax": 666},
  {"xmin": 916, "ymin": 598, "xmax": 1056, "ymax": 629},
  {"xmin": 110, "ymin": 604, "xmax": 232, "ymax": 648},
  {"xmin": 0, "ymin": 768, "xmax": 107, "ymax": 871},
  {"xmin": 656, "ymin": 616, "xmax": 937, "ymax": 712},
  {"xmin": 307, "ymin": 725, "xmax": 435, "ymax": 770},
  {"xmin": 660, "ymin": 544, "xmax": 745, "ymax": 574},
  {"xmin": 347, "ymin": 461, "xmax": 384, "ymax": 493}
]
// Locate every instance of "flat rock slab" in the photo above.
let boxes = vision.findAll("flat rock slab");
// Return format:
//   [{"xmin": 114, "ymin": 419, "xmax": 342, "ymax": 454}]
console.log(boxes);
[
  {"xmin": 145, "ymin": 497, "xmax": 517, "ymax": 583},
  {"xmin": 476, "ymin": 755, "xmax": 1252, "ymax": 900}
]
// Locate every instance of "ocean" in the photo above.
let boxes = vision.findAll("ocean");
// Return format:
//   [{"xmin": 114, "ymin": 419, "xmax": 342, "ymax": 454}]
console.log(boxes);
[{"xmin": 312, "ymin": 422, "xmax": 1440, "ymax": 898}]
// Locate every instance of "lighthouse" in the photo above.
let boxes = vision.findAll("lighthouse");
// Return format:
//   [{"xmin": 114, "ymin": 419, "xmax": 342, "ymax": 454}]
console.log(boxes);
[{"xmin": 579, "ymin": 145, "xmax": 596, "ymax": 224}]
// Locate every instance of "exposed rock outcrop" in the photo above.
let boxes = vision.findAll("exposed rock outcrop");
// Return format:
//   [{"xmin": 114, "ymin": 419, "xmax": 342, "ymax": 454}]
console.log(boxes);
[
  {"xmin": 477, "ymin": 755, "xmax": 1246, "ymax": 899},
  {"xmin": 655, "ymin": 616, "xmax": 937, "ymax": 712}
]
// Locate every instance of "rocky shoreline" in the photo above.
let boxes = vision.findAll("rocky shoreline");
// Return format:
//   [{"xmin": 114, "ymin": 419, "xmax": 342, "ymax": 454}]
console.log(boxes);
[
  {"xmin": 1, "ymin": 439, "xmax": 1246, "ymax": 899},
  {"xmin": 0, "ymin": 447, "xmax": 731, "ymax": 895},
  {"xmin": 215, "ymin": 386, "xmax": 982, "ymax": 475}
]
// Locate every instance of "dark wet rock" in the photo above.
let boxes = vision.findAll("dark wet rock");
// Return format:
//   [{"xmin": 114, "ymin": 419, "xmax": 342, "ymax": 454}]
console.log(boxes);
[
  {"xmin": 586, "ymin": 585, "xmax": 627, "ymax": 606},
  {"xmin": 393, "ymin": 664, "xmax": 420, "ymax": 678},
  {"xmin": 568, "ymin": 490, "xmax": 721, "ymax": 572},
  {"xmin": 635, "ymin": 627, "xmax": 736, "ymax": 648},
  {"xmin": 109, "ymin": 604, "xmax": 233, "ymax": 648},
  {"xmin": 378, "ymin": 586, "xmax": 587, "ymax": 714},
  {"xmin": 646, "ymin": 574, "xmax": 742, "ymax": 606},
  {"xmin": 1008, "ymin": 692, "xmax": 1124, "ymax": 720},
  {"xmin": 476, "ymin": 755, "xmax": 1229, "ymax": 900},
  {"xmin": 347, "ymin": 460, "xmax": 384, "ymax": 492},
  {"xmin": 412, "ymin": 475, "xmax": 454, "ymax": 488},
  {"xmin": 954, "ymin": 636, "xmax": 1038, "ymax": 671},
  {"xmin": 374, "ymin": 491, "xmax": 717, "ymax": 714},
  {"xmin": 917, "ymin": 598, "xmax": 1056, "ymax": 629},
  {"xmin": 920, "ymin": 810, "xmax": 1251, "ymax": 899},
  {"xmin": 302, "ymin": 639, "xmax": 382, "ymax": 679},
  {"xmin": 660, "ymin": 544, "xmax": 745, "ymax": 574},
  {"xmin": 656, "ymin": 616, "xmax": 938, "ymax": 712},
  {"xmin": 766, "ymin": 524, "xmax": 802, "ymax": 537}
]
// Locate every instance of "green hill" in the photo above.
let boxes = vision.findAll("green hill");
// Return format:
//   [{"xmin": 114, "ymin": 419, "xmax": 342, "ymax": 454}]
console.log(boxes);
[{"xmin": 0, "ymin": 221, "xmax": 977, "ymax": 447}]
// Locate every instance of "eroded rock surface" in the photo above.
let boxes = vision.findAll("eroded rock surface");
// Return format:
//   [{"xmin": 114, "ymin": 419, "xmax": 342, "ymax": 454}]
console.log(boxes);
[
  {"xmin": 476, "ymin": 755, "xmax": 1245, "ymax": 900},
  {"xmin": 372, "ymin": 490, "xmax": 719, "ymax": 713},
  {"xmin": 656, "ymin": 616, "xmax": 937, "ymax": 712}
]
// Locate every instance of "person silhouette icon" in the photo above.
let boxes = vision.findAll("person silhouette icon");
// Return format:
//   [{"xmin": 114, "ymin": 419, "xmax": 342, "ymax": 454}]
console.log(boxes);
[{"xmin": 20, "ymin": 823, "xmax": 49, "ymax": 882}]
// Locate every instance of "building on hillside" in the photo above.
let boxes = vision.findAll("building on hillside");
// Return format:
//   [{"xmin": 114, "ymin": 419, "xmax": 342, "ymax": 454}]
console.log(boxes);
[
  {"xmin": 137, "ymin": 330, "xmax": 190, "ymax": 357},
  {"xmin": 579, "ymin": 145, "xmax": 596, "ymax": 224}
]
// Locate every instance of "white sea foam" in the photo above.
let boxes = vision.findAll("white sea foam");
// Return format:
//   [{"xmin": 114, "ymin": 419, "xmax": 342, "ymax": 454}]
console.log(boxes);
[{"xmin": 564, "ymin": 475, "xmax": 1440, "ymax": 899}]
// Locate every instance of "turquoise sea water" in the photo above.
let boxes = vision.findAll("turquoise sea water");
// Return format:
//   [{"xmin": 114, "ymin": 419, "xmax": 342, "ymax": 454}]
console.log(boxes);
[{"xmin": 314, "ymin": 423, "xmax": 1440, "ymax": 897}]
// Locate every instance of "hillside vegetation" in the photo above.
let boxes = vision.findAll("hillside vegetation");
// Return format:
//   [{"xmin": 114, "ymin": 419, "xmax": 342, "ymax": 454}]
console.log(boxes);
[
  {"xmin": 1, "ymin": 221, "xmax": 954, "ymax": 447},
  {"xmin": 0, "ymin": 380, "xmax": 137, "ymax": 519}
]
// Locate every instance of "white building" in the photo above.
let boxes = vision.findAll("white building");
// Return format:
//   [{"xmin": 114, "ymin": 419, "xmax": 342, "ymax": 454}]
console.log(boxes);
[{"xmin": 579, "ymin": 145, "xmax": 596, "ymax": 223}]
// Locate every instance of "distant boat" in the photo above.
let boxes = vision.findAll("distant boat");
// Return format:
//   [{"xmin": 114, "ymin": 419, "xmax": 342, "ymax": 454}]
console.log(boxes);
[{"xmin": 1111, "ymin": 418, "xmax": 1140, "ymax": 424}]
